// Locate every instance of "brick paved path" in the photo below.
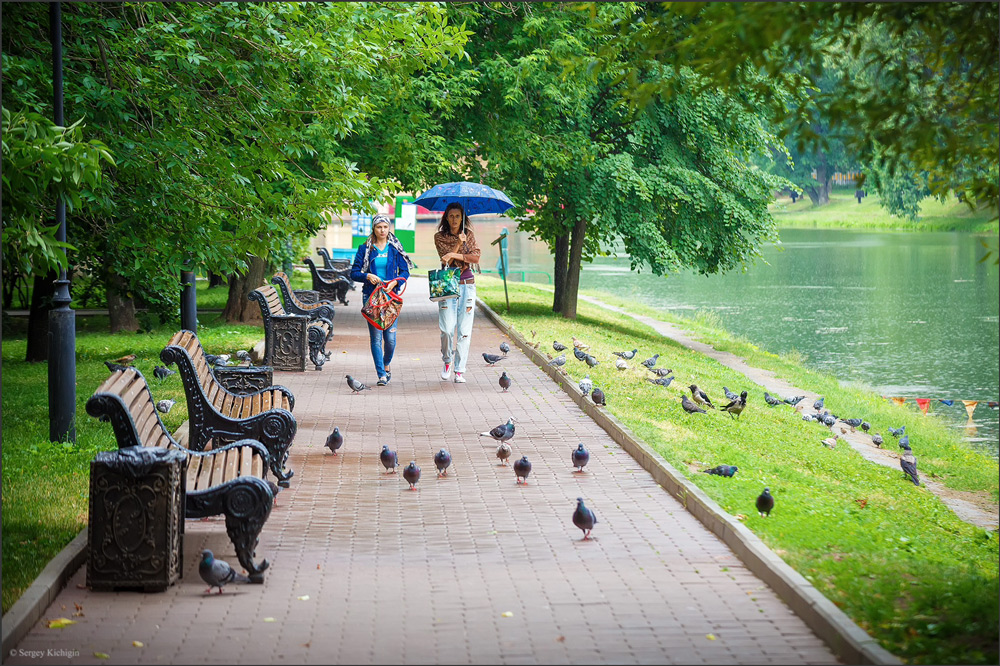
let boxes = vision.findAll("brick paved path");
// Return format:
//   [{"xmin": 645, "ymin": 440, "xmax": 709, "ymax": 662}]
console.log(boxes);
[{"xmin": 8, "ymin": 279, "xmax": 839, "ymax": 665}]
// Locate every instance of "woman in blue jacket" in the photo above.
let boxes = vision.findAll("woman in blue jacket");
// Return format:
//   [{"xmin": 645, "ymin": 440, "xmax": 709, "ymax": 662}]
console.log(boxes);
[{"xmin": 350, "ymin": 214, "xmax": 415, "ymax": 386}]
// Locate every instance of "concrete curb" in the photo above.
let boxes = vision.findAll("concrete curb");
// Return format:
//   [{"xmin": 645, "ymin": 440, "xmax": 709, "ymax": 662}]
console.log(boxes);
[
  {"xmin": 2, "ymin": 529, "xmax": 88, "ymax": 657},
  {"xmin": 477, "ymin": 299, "xmax": 901, "ymax": 666}
]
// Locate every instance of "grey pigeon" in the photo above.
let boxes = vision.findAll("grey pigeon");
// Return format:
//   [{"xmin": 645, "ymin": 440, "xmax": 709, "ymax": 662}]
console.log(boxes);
[
  {"xmin": 500, "ymin": 341, "xmax": 510, "ymax": 356},
  {"xmin": 871, "ymin": 433, "xmax": 884, "ymax": 448},
  {"xmin": 573, "ymin": 347, "xmax": 588, "ymax": 362},
  {"xmin": 204, "ymin": 353, "xmax": 221, "ymax": 365},
  {"xmin": 756, "ymin": 487, "xmax": 775, "ymax": 517},
  {"xmin": 784, "ymin": 395, "xmax": 806, "ymax": 405},
  {"xmin": 578, "ymin": 375, "xmax": 593, "ymax": 397},
  {"xmin": 156, "ymin": 399, "xmax": 176, "ymax": 414},
  {"xmin": 647, "ymin": 367, "xmax": 672, "ymax": 377},
  {"xmin": 821, "ymin": 414, "xmax": 837, "ymax": 427},
  {"xmin": 860, "ymin": 421, "xmax": 871, "ymax": 434},
  {"xmin": 483, "ymin": 352, "xmax": 506, "ymax": 366},
  {"xmin": 548, "ymin": 354, "xmax": 566, "ymax": 367},
  {"xmin": 496, "ymin": 441, "xmax": 512, "ymax": 466},
  {"xmin": 681, "ymin": 394, "xmax": 707, "ymax": 414},
  {"xmin": 591, "ymin": 387, "xmax": 606, "ymax": 407},
  {"xmin": 379, "ymin": 445, "xmax": 398, "ymax": 473},
  {"xmin": 572, "ymin": 497, "xmax": 598, "ymax": 540},
  {"xmin": 764, "ymin": 391, "xmax": 783, "ymax": 407},
  {"xmin": 842, "ymin": 418, "xmax": 863, "ymax": 430},
  {"xmin": 104, "ymin": 360, "xmax": 129, "ymax": 373},
  {"xmin": 499, "ymin": 371, "xmax": 512, "ymax": 393},
  {"xmin": 513, "ymin": 456, "xmax": 532, "ymax": 484},
  {"xmin": 900, "ymin": 452, "xmax": 920, "ymax": 486},
  {"xmin": 480, "ymin": 417, "xmax": 516, "ymax": 443},
  {"xmin": 584, "ymin": 354, "xmax": 600, "ymax": 368},
  {"xmin": 346, "ymin": 375, "xmax": 372, "ymax": 393},
  {"xmin": 889, "ymin": 425, "xmax": 905, "ymax": 439},
  {"xmin": 688, "ymin": 384, "xmax": 715, "ymax": 409},
  {"xmin": 802, "ymin": 413, "xmax": 817, "ymax": 422},
  {"xmin": 433, "ymin": 449, "xmax": 452, "ymax": 476},
  {"xmin": 553, "ymin": 341, "xmax": 568, "ymax": 352},
  {"xmin": 402, "ymin": 461, "xmax": 421, "ymax": 490},
  {"xmin": 217, "ymin": 354, "xmax": 231, "ymax": 364},
  {"xmin": 615, "ymin": 359, "xmax": 628, "ymax": 371},
  {"xmin": 640, "ymin": 354, "xmax": 660, "ymax": 369},
  {"xmin": 646, "ymin": 376, "xmax": 674, "ymax": 388},
  {"xmin": 898, "ymin": 434, "xmax": 911, "ymax": 451},
  {"xmin": 813, "ymin": 397, "xmax": 825, "ymax": 411},
  {"xmin": 199, "ymin": 549, "xmax": 249, "ymax": 594},
  {"xmin": 571, "ymin": 443, "xmax": 590, "ymax": 472},
  {"xmin": 723, "ymin": 386, "xmax": 739, "ymax": 402},
  {"xmin": 153, "ymin": 365, "xmax": 175, "ymax": 380},
  {"xmin": 235, "ymin": 350, "xmax": 253, "ymax": 364},
  {"xmin": 721, "ymin": 391, "xmax": 748, "ymax": 419},
  {"xmin": 612, "ymin": 348, "xmax": 637, "ymax": 360},
  {"xmin": 702, "ymin": 464, "xmax": 738, "ymax": 477},
  {"xmin": 325, "ymin": 427, "xmax": 343, "ymax": 455}
]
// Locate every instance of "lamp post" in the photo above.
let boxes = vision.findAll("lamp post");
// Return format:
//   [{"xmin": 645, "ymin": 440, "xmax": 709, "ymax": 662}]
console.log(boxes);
[
  {"xmin": 48, "ymin": 1, "xmax": 76, "ymax": 443},
  {"xmin": 180, "ymin": 268, "xmax": 197, "ymax": 332}
]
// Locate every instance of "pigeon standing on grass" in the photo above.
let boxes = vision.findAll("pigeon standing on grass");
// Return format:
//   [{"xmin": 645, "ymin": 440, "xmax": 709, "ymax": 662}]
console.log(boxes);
[
  {"xmin": 641, "ymin": 354, "xmax": 660, "ymax": 369},
  {"xmin": 483, "ymin": 352, "xmax": 505, "ymax": 366},
  {"xmin": 572, "ymin": 498, "xmax": 598, "ymax": 540},
  {"xmin": 764, "ymin": 392, "xmax": 783, "ymax": 407},
  {"xmin": 681, "ymin": 395, "xmax": 707, "ymax": 414},
  {"xmin": 784, "ymin": 395, "xmax": 806, "ymax": 406},
  {"xmin": 615, "ymin": 359, "xmax": 628, "ymax": 371},
  {"xmin": 898, "ymin": 434, "xmax": 911, "ymax": 451},
  {"xmin": 199, "ymin": 549, "xmax": 248, "ymax": 594},
  {"xmin": 346, "ymin": 375, "xmax": 372, "ymax": 393},
  {"xmin": 402, "ymin": 461, "xmax": 421, "ymax": 490},
  {"xmin": 480, "ymin": 417, "xmax": 516, "ymax": 443},
  {"xmin": 325, "ymin": 427, "xmax": 343, "ymax": 455},
  {"xmin": 591, "ymin": 387, "xmax": 606, "ymax": 407},
  {"xmin": 553, "ymin": 341, "xmax": 568, "ymax": 352},
  {"xmin": 723, "ymin": 386, "xmax": 739, "ymax": 402},
  {"xmin": 571, "ymin": 443, "xmax": 590, "ymax": 472},
  {"xmin": 578, "ymin": 375, "xmax": 593, "ymax": 397},
  {"xmin": 499, "ymin": 372, "xmax": 512, "ymax": 393},
  {"xmin": 889, "ymin": 425, "xmax": 906, "ymax": 439},
  {"xmin": 647, "ymin": 367, "xmax": 672, "ymax": 377},
  {"xmin": 613, "ymin": 349, "xmax": 638, "ymax": 360},
  {"xmin": 813, "ymin": 397, "xmax": 825, "ymax": 411},
  {"xmin": 105, "ymin": 361, "xmax": 129, "ymax": 373},
  {"xmin": 571, "ymin": 336, "xmax": 590, "ymax": 351},
  {"xmin": 860, "ymin": 421, "xmax": 871, "ymax": 434},
  {"xmin": 900, "ymin": 451, "xmax": 920, "ymax": 486},
  {"xmin": 513, "ymin": 456, "xmax": 532, "ymax": 484},
  {"xmin": 434, "ymin": 449, "xmax": 452, "ymax": 477},
  {"xmin": 573, "ymin": 347, "xmax": 588, "ymax": 362},
  {"xmin": 646, "ymin": 376, "xmax": 675, "ymax": 388},
  {"xmin": 584, "ymin": 354, "xmax": 600, "ymax": 368},
  {"xmin": 153, "ymin": 365, "xmax": 175, "ymax": 380},
  {"xmin": 702, "ymin": 465, "xmax": 738, "ymax": 478},
  {"xmin": 756, "ymin": 488, "xmax": 775, "ymax": 517},
  {"xmin": 156, "ymin": 399, "xmax": 176, "ymax": 414},
  {"xmin": 688, "ymin": 385, "xmax": 715, "ymax": 409},
  {"xmin": 379, "ymin": 446, "xmax": 399, "ymax": 473},
  {"xmin": 236, "ymin": 350, "xmax": 253, "ymax": 364}
]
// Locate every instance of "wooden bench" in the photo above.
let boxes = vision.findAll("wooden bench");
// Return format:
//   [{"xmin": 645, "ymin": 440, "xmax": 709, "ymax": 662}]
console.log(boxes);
[
  {"xmin": 303, "ymin": 257, "xmax": 353, "ymax": 305},
  {"xmin": 87, "ymin": 368, "xmax": 274, "ymax": 581},
  {"xmin": 160, "ymin": 329, "xmax": 297, "ymax": 484},
  {"xmin": 271, "ymin": 271, "xmax": 337, "ymax": 325},
  {"xmin": 248, "ymin": 284, "xmax": 333, "ymax": 371},
  {"xmin": 317, "ymin": 247, "xmax": 351, "ymax": 271}
]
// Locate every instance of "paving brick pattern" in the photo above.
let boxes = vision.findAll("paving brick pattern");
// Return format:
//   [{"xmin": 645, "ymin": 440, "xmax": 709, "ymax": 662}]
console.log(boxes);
[{"xmin": 7, "ymin": 278, "xmax": 840, "ymax": 665}]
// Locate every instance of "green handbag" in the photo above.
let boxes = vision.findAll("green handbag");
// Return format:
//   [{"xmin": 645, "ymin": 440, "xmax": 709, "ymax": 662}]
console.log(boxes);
[{"xmin": 428, "ymin": 267, "xmax": 461, "ymax": 302}]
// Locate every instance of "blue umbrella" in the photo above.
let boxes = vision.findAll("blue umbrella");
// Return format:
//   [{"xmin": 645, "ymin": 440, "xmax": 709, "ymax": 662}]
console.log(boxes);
[{"xmin": 413, "ymin": 182, "xmax": 514, "ymax": 216}]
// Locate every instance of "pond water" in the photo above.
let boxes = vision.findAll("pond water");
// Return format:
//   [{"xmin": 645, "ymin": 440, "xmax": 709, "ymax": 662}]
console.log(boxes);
[{"xmin": 410, "ymin": 220, "xmax": 1000, "ymax": 457}]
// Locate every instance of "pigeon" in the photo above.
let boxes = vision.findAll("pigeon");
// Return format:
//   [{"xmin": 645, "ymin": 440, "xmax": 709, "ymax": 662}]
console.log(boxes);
[
  {"xmin": 898, "ymin": 434, "xmax": 911, "ymax": 451},
  {"xmin": 496, "ymin": 441, "xmax": 512, "ymax": 466},
  {"xmin": 860, "ymin": 421, "xmax": 871, "ymax": 434},
  {"xmin": 553, "ymin": 341, "xmax": 568, "ymax": 352},
  {"xmin": 571, "ymin": 336, "xmax": 590, "ymax": 351},
  {"xmin": 647, "ymin": 367, "xmax": 672, "ymax": 377},
  {"xmin": 433, "ymin": 449, "xmax": 452, "ymax": 476},
  {"xmin": 325, "ymin": 427, "xmax": 343, "ymax": 455},
  {"xmin": 723, "ymin": 386, "xmax": 739, "ymax": 402},
  {"xmin": 217, "ymin": 354, "xmax": 231, "ymax": 364},
  {"xmin": 573, "ymin": 347, "xmax": 588, "ymax": 362},
  {"xmin": 615, "ymin": 359, "xmax": 628, "ymax": 371},
  {"xmin": 813, "ymin": 397, "xmax": 825, "ymax": 411},
  {"xmin": 821, "ymin": 437, "xmax": 837, "ymax": 449},
  {"xmin": 199, "ymin": 549, "xmax": 249, "ymax": 594},
  {"xmin": 235, "ymin": 350, "xmax": 253, "ymax": 363},
  {"xmin": 721, "ymin": 391, "xmax": 748, "ymax": 419},
  {"xmin": 346, "ymin": 375, "xmax": 372, "ymax": 393},
  {"xmin": 548, "ymin": 354, "xmax": 566, "ymax": 367},
  {"xmin": 104, "ymin": 360, "xmax": 129, "ymax": 373},
  {"xmin": 871, "ymin": 433, "xmax": 883, "ymax": 448},
  {"xmin": 591, "ymin": 387, "xmax": 606, "ymax": 407},
  {"xmin": 802, "ymin": 413, "xmax": 817, "ymax": 422},
  {"xmin": 584, "ymin": 354, "xmax": 600, "ymax": 368},
  {"xmin": 888, "ymin": 425, "xmax": 905, "ymax": 439},
  {"xmin": 204, "ymin": 353, "xmax": 221, "ymax": 366},
  {"xmin": 153, "ymin": 365, "xmax": 175, "ymax": 380},
  {"xmin": 483, "ymin": 352, "xmax": 505, "ymax": 366},
  {"xmin": 842, "ymin": 418, "xmax": 863, "ymax": 432},
  {"xmin": 499, "ymin": 371, "xmax": 512, "ymax": 393},
  {"xmin": 613, "ymin": 349, "xmax": 637, "ymax": 360},
  {"xmin": 578, "ymin": 375, "xmax": 593, "ymax": 397},
  {"xmin": 571, "ymin": 443, "xmax": 590, "ymax": 472},
  {"xmin": 499, "ymin": 341, "xmax": 510, "ymax": 356},
  {"xmin": 702, "ymin": 465, "xmax": 738, "ymax": 477},
  {"xmin": 784, "ymin": 395, "xmax": 806, "ymax": 406},
  {"xmin": 513, "ymin": 456, "xmax": 532, "ymax": 484},
  {"xmin": 379, "ymin": 446, "xmax": 398, "ymax": 473},
  {"xmin": 480, "ymin": 417, "xmax": 515, "ymax": 443},
  {"xmin": 113, "ymin": 353, "xmax": 137, "ymax": 365},
  {"xmin": 402, "ymin": 461, "xmax": 421, "ymax": 489},
  {"xmin": 764, "ymin": 391, "xmax": 783, "ymax": 407},
  {"xmin": 646, "ymin": 376, "xmax": 675, "ymax": 388},
  {"xmin": 688, "ymin": 384, "xmax": 715, "ymax": 409},
  {"xmin": 155, "ymin": 399, "xmax": 176, "ymax": 414},
  {"xmin": 756, "ymin": 487, "xmax": 775, "ymax": 517},
  {"xmin": 640, "ymin": 354, "xmax": 660, "ymax": 369},
  {"xmin": 900, "ymin": 451, "xmax": 920, "ymax": 486},
  {"xmin": 821, "ymin": 414, "xmax": 837, "ymax": 427},
  {"xmin": 681, "ymin": 394, "xmax": 707, "ymax": 414},
  {"xmin": 572, "ymin": 497, "xmax": 597, "ymax": 540}
]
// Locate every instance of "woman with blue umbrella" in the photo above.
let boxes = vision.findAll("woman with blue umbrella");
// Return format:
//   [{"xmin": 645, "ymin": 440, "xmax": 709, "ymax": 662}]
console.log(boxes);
[{"xmin": 433, "ymin": 203, "xmax": 482, "ymax": 383}]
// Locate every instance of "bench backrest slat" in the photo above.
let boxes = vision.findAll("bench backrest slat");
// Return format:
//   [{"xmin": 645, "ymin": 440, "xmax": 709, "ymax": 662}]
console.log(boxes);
[{"xmin": 86, "ymin": 369, "xmax": 178, "ymax": 452}]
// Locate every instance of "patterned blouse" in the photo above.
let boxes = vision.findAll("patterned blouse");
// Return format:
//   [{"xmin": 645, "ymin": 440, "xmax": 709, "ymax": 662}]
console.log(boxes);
[{"xmin": 433, "ymin": 228, "xmax": 482, "ymax": 280}]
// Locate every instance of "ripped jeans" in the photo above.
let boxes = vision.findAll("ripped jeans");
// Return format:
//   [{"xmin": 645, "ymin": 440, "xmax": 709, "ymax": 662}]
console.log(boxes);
[{"xmin": 439, "ymin": 283, "xmax": 476, "ymax": 374}]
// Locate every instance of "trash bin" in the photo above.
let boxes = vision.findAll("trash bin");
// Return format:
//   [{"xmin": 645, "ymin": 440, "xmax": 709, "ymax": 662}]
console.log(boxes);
[{"xmin": 87, "ymin": 446, "xmax": 186, "ymax": 592}]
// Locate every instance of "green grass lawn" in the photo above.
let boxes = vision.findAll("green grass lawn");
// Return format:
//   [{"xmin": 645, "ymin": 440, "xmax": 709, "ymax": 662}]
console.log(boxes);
[
  {"xmin": 770, "ymin": 190, "xmax": 999, "ymax": 232},
  {"xmin": 476, "ymin": 276, "xmax": 998, "ymax": 665}
]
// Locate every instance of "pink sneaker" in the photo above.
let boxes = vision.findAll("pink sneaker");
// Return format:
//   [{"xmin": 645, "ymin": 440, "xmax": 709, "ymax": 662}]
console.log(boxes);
[{"xmin": 440, "ymin": 363, "xmax": 452, "ymax": 380}]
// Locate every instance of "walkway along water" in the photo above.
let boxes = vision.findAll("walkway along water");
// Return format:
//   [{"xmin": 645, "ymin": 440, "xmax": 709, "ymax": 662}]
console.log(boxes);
[{"xmin": 5, "ymin": 278, "xmax": 856, "ymax": 665}]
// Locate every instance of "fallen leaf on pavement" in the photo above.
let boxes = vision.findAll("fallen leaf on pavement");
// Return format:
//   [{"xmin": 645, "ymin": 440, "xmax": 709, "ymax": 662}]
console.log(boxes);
[
  {"xmin": 46, "ymin": 618, "xmax": 76, "ymax": 629},
  {"xmin": 94, "ymin": 652, "xmax": 110, "ymax": 659},
  {"xmin": 132, "ymin": 641, "xmax": 144, "ymax": 648}
]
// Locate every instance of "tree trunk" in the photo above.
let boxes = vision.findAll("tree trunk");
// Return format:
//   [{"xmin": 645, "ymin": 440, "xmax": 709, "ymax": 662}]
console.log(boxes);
[
  {"xmin": 25, "ymin": 270, "xmax": 57, "ymax": 362},
  {"xmin": 807, "ymin": 156, "xmax": 833, "ymax": 205},
  {"xmin": 552, "ymin": 232, "xmax": 569, "ymax": 313},
  {"xmin": 559, "ymin": 216, "xmax": 587, "ymax": 320},
  {"xmin": 207, "ymin": 270, "xmax": 225, "ymax": 288},
  {"xmin": 222, "ymin": 255, "xmax": 267, "ymax": 323},
  {"xmin": 106, "ymin": 272, "xmax": 139, "ymax": 333}
]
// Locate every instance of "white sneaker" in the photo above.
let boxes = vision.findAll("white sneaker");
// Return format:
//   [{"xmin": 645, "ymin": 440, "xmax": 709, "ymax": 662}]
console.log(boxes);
[
  {"xmin": 440, "ymin": 363, "xmax": 452, "ymax": 380},
  {"xmin": 454, "ymin": 372, "xmax": 466, "ymax": 384}
]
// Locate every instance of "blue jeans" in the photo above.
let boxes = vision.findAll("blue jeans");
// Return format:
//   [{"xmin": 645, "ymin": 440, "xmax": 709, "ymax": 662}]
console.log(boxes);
[
  {"xmin": 367, "ymin": 320, "xmax": 397, "ymax": 379},
  {"xmin": 439, "ymin": 283, "xmax": 476, "ymax": 373}
]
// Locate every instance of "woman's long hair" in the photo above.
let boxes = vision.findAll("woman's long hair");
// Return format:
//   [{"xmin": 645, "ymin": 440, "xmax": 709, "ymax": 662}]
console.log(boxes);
[{"xmin": 436, "ymin": 203, "xmax": 471, "ymax": 236}]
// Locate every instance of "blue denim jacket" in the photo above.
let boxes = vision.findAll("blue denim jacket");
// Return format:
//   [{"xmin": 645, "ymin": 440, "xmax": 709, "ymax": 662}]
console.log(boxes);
[{"xmin": 351, "ymin": 243, "xmax": 411, "ymax": 304}]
